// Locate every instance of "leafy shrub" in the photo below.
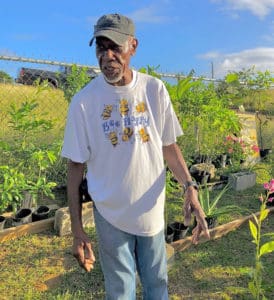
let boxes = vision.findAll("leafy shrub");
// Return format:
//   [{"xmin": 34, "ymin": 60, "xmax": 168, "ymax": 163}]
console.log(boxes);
[{"xmin": 0, "ymin": 70, "xmax": 13, "ymax": 84}]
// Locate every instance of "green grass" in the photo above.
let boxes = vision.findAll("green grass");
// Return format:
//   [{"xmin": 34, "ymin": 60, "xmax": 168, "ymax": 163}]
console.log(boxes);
[{"xmin": 0, "ymin": 155, "xmax": 273, "ymax": 299}]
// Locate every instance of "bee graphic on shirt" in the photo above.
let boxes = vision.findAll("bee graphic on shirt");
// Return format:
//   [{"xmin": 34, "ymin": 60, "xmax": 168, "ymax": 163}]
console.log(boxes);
[
  {"xmin": 101, "ymin": 105, "xmax": 113, "ymax": 120},
  {"xmin": 119, "ymin": 99, "xmax": 129, "ymax": 116},
  {"xmin": 136, "ymin": 102, "xmax": 146, "ymax": 113},
  {"xmin": 109, "ymin": 131, "xmax": 118, "ymax": 146},
  {"xmin": 139, "ymin": 128, "xmax": 150, "ymax": 143},
  {"xmin": 122, "ymin": 127, "xmax": 133, "ymax": 141}
]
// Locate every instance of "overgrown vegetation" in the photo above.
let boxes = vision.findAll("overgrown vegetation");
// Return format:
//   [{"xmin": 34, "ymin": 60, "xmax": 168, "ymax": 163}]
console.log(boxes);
[
  {"xmin": 61, "ymin": 64, "xmax": 91, "ymax": 103},
  {"xmin": 0, "ymin": 84, "xmax": 63, "ymax": 212},
  {"xmin": 0, "ymin": 70, "xmax": 13, "ymax": 84}
]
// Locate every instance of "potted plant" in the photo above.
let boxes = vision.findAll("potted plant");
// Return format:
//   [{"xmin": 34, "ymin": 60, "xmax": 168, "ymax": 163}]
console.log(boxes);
[
  {"xmin": 165, "ymin": 169, "xmax": 189, "ymax": 243},
  {"xmin": 0, "ymin": 97, "xmax": 58, "ymax": 227},
  {"xmin": 32, "ymin": 205, "xmax": 50, "ymax": 222},
  {"xmin": 219, "ymin": 134, "xmax": 260, "ymax": 191},
  {"xmin": 196, "ymin": 183, "xmax": 242, "ymax": 228},
  {"xmin": 12, "ymin": 208, "xmax": 32, "ymax": 226}
]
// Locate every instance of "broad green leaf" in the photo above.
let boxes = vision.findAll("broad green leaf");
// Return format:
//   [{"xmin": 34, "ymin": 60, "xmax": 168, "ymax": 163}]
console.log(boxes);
[
  {"xmin": 249, "ymin": 220, "xmax": 258, "ymax": 242},
  {"xmin": 259, "ymin": 209, "xmax": 269, "ymax": 222},
  {"xmin": 259, "ymin": 241, "xmax": 274, "ymax": 257}
]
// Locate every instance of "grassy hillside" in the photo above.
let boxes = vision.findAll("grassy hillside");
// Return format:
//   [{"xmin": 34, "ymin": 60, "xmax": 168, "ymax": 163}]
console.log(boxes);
[{"xmin": 0, "ymin": 83, "xmax": 68, "ymax": 143}]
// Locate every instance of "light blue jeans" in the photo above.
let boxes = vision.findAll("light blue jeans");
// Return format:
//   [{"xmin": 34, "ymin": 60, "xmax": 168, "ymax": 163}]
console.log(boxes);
[{"xmin": 93, "ymin": 205, "xmax": 168, "ymax": 300}]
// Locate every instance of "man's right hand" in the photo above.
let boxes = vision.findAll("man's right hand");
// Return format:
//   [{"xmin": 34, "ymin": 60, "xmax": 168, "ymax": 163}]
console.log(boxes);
[{"xmin": 72, "ymin": 232, "xmax": 96, "ymax": 272}]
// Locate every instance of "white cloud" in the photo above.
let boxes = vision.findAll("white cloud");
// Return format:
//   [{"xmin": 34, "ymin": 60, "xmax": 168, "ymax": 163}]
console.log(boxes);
[
  {"xmin": 212, "ymin": 0, "xmax": 274, "ymax": 18},
  {"xmin": 87, "ymin": 5, "xmax": 171, "ymax": 27},
  {"xmin": 128, "ymin": 6, "xmax": 171, "ymax": 23},
  {"xmin": 200, "ymin": 47, "xmax": 274, "ymax": 78}
]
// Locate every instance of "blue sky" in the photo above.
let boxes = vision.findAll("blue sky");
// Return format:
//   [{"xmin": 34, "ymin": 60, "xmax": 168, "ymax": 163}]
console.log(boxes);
[{"xmin": 1, "ymin": 0, "xmax": 274, "ymax": 79}]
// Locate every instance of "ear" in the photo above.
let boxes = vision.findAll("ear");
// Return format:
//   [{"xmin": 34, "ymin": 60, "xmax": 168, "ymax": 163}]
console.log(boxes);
[{"xmin": 130, "ymin": 38, "xmax": 138, "ymax": 56}]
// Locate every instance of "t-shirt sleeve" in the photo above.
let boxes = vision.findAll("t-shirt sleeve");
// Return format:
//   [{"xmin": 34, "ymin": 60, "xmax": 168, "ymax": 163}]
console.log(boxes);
[
  {"xmin": 161, "ymin": 84, "xmax": 183, "ymax": 146},
  {"xmin": 61, "ymin": 100, "xmax": 91, "ymax": 163}
]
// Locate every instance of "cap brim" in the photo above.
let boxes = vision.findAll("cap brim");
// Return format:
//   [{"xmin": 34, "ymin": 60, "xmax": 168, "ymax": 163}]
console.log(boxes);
[{"xmin": 89, "ymin": 30, "xmax": 129, "ymax": 47}]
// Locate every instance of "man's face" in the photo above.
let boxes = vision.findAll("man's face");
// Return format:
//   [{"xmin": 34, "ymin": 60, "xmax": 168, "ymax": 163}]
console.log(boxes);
[{"xmin": 95, "ymin": 37, "xmax": 135, "ymax": 85}]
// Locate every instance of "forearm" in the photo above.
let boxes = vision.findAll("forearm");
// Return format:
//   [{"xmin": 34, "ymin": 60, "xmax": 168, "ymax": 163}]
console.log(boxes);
[
  {"xmin": 67, "ymin": 159, "xmax": 86, "ymax": 236},
  {"xmin": 163, "ymin": 143, "xmax": 192, "ymax": 187}
]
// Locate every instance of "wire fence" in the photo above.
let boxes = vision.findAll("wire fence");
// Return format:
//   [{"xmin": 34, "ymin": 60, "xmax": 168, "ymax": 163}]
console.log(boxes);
[
  {"xmin": 1, "ymin": 55, "xmax": 273, "ymax": 152},
  {"xmin": 0, "ymin": 55, "xmax": 210, "ymax": 147},
  {"xmin": 0, "ymin": 56, "xmax": 98, "ymax": 147}
]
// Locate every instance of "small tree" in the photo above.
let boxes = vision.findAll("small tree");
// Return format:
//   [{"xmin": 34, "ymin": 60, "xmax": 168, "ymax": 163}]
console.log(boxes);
[
  {"xmin": 62, "ymin": 64, "xmax": 92, "ymax": 103},
  {"xmin": 0, "ymin": 86, "xmax": 58, "ymax": 209},
  {"xmin": 0, "ymin": 70, "xmax": 13, "ymax": 84}
]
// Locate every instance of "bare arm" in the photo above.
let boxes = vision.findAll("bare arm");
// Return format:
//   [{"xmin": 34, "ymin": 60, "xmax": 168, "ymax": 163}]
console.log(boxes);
[
  {"xmin": 163, "ymin": 143, "xmax": 210, "ymax": 244},
  {"xmin": 67, "ymin": 160, "xmax": 85, "ymax": 234},
  {"xmin": 67, "ymin": 160, "xmax": 95, "ymax": 271},
  {"xmin": 162, "ymin": 143, "xmax": 192, "ymax": 186}
]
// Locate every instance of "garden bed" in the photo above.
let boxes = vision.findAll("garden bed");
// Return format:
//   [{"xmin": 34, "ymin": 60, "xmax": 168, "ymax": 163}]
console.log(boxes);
[
  {"xmin": 171, "ymin": 206, "xmax": 274, "ymax": 252},
  {"xmin": 0, "ymin": 204, "xmax": 59, "ymax": 243}
]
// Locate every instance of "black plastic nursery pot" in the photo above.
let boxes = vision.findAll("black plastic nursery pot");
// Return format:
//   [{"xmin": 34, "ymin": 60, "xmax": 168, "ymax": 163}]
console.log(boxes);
[
  {"xmin": 220, "ymin": 174, "xmax": 229, "ymax": 182},
  {"xmin": 32, "ymin": 205, "xmax": 50, "ymax": 222},
  {"xmin": 12, "ymin": 208, "xmax": 32, "ymax": 226},
  {"xmin": 260, "ymin": 148, "xmax": 272, "ymax": 159},
  {"xmin": 205, "ymin": 216, "xmax": 217, "ymax": 229},
  {"xmin": 0, "ymin": 215, "xmax": 6, "ymax": 231},
  {"xmin": 165, "ymin": 224, "xmax": 175, "ymax": 243},
  {"xmin": 191, "ymin": 171, "xmax": 211, "ymax": 184},
  {"xmin": 194, "ymin": 216, "xmax": 217, "ymax": 229},
  {"xmin": 165, "ymin": 222, "xmax": 189, "ymax": 243}
]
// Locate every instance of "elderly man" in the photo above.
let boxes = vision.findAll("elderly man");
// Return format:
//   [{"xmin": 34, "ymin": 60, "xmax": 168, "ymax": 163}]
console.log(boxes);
[{"xmin": 61, "ymin": 13, "xmax": 209, "ymax": 300}]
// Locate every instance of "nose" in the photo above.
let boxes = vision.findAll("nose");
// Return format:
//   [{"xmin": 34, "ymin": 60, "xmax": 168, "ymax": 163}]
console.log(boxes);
[{"xmin": 103, "ymin": 48, "xmax": 115, "ymax": 59}]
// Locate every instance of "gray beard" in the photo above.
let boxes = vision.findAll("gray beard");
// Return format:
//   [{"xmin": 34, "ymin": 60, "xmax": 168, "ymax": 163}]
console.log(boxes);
[{"xmin": 103, "ymin": 72, "xmax": 124, "ymax": 85}]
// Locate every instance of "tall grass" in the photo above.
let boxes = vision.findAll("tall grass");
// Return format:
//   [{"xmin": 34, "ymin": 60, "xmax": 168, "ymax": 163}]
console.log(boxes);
[{"xmin": 0, "ymin": 83, "xmax": 68, "ymax": 143}]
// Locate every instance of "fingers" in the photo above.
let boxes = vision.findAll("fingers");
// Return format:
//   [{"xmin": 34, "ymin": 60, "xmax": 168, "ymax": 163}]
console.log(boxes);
[
  {"xmin": 191, "ymin": 219, "xmax": 210, "ymax": 245},
  {"xmin": 85, "ymin": 242, "xmax": 96, "ymax": 262},
  {"xmin": 83, "ymin": 243, "xmax": 96, "ymax": 272},
  {"xmin": 191, "ymin": 224, "xmax": 202, "ymax": 245},
  {"xmin": 195, "ymin": 214, "xmax": 210, "ymax": 240},
  {"xmin": 82, "ymin": 257, "xmax": 95, "ymax": 272},
  {"xmin": 186, "ymin": 193, "xmax": 210, "ymax": 243},
  {"xmin": 73, "ymin": 238, "xmax": 96, "ymax": 272}
]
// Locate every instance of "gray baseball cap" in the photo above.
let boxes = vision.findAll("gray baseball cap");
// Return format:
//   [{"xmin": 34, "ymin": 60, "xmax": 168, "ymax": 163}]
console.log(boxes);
[{"xmin": 89, "ymin": 13, "xmax": 135, "ymax": 46}]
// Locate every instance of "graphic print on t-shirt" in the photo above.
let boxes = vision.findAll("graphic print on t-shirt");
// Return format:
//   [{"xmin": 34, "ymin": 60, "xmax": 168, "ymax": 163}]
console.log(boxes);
[{"xmin": 101, "ymin": 98, "xmax": 150, "ymax": 147}]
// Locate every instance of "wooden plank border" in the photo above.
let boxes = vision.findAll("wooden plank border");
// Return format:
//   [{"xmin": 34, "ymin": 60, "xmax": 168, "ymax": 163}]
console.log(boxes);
[
  {"xmin": 171, "ymin": 206, "xmax": 274, "ymax": 252},
  {"xmin": 0, "ymin": 217, "xmax": 55, "ymax": 243},
  {"xmin": 0, "ymin": 204, "xmax": 59, "ymax": 243}
]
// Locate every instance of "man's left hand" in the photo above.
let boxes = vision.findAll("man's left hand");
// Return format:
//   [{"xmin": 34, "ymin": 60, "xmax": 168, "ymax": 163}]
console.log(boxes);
[{"xmin": 183, "ymin": 188, "xmax": 210, "ymax": 244}]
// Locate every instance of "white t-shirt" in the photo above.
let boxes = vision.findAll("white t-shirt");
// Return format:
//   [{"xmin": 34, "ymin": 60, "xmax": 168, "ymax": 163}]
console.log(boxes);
[{"xmin": 61, "ymin": 70, "xmax": 183, "ymax": 236}]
